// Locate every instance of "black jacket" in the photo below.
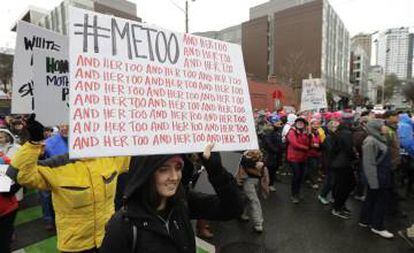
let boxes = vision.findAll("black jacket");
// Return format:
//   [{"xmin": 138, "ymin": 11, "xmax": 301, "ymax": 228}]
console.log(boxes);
[
  {"xmin": 330, "ymin": 125, "xmax": 356, "ymax": 171},
  {"xmin": 100, "ymin": 153, "xmax": 243, "ymax": 253},
  {"xmin": 262, "ymin": 127, "xmax": 283, "ymax": 167}
]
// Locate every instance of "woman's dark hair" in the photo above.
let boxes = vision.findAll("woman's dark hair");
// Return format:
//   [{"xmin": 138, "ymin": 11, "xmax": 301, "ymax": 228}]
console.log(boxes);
[{"xmin": 138, "ymin": 170, "xmax": 186, "ymax": 211}]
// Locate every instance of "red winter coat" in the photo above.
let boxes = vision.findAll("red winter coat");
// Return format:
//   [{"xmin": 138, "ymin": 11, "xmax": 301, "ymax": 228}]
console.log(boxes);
[
  {"xmin": 0, "ymin": 154, "xmax": 17, "ymax": 217},
  {"xmin": 286, "ymin": 128, "xmax": 310, "ymax": 163}
]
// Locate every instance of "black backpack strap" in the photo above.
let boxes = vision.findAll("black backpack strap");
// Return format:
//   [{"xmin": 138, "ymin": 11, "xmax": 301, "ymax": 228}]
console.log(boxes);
[{"xmin": 121, "ymin": 207, "xmax": 139, "ymax": 253}]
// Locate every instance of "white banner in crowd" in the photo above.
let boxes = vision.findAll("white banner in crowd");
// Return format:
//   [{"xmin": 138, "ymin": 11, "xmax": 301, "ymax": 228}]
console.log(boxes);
[
  {"xmin": 0, "ymin": 165, "xmax": 12, "ymax": 192},
  {"xmin": 68, "ymin": 7, "xmax": 258, "ymax": 158},
  {"xmin": 300, "ymin": 78, "xmax": 328, "ymax": 112},
  {"xmin": 33, "ymin": 46, "xmax": 69, "ymax": 126},
  {"xmin": 12, "ymin": 21, "xmax": 67, "ymax": 114}
]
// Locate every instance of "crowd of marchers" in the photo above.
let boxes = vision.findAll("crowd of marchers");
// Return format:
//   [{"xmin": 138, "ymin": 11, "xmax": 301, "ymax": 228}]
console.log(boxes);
[{"xmin": 2, "ymin": 108, "xmax": 414, "ymax": 252}]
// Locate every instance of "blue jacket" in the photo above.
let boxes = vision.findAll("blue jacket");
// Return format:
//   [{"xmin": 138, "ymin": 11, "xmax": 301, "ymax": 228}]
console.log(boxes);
[
  {"xmin": 44, "ymin": 134, "xmax": 68, "ymax": 158},
  {"xmin": 398, "ymin": 114, "xmax": 414, "ymax": 157}
]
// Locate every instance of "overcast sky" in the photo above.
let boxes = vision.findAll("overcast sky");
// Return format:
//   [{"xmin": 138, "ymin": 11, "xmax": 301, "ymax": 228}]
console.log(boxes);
[{"xmin": 0, "ymin": 0, "xmax": 413, "ymax": 48}]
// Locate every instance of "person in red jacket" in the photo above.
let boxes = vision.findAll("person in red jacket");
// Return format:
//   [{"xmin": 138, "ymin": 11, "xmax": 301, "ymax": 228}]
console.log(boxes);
[
  {"xmin": 0, "ymin": 152, "xmax": 19, "ymax": 253},
  {"xmin": 287, "ymin": 117, "xmax": 310, "ymax": 203}
]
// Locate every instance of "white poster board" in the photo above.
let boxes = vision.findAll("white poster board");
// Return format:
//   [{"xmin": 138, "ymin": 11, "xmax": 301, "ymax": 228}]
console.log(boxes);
[
  {"xmin": 33, "ymin": 48, "xmax": 69, "ymax": 126},
  {"xmin": 68, "ymin": 7, "xmax": 258, "ymax": 158},
  {"xmin": 12, "ymin": 21, "xmax": 67, "ymax": 114},
  {"xmin": 0, "ymin": 165, "xmax": 12, "ymax": 192},
  {"xmin": 300, "ymin": 78, "xmax": 328, "ymax": 112},
  {"xmin": 196, "ymin": 237, "xmax": 216, "ymax": 253}
]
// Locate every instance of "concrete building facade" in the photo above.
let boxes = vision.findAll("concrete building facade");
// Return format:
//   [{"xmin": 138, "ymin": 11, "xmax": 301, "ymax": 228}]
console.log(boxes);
[
  {"xmin": 250, "ymin": 0, "xmax": 315, "ymax": 20},
  {"xmin": 350, "ymin": 45, "xmax": 370, "ymax": 98},
  {"xmin": 194, "ymin": 24, "xmax": 242, "ymax": 45},
  {"xmin": 12, "ymin": 0, "xmax": 139, "ymax": 35},
  {"xmin": 244, "ymin": 0, "xmax": 351, "ymax": 97},
  {"xmin": 374, "ymin": 27, "xmax": 411, "ymax": 80},
  {"xmin": 36, "ymin": 0, "xmax": 139, "ymax": 35},
  {"xmin": 351, "ymin": 33, "xmax": 371, "ymax": 60},
  {"xmin": 242, "ymin": 16, "xmax": 269, "ymax": 79},
  {"xmin": 409, "ymin": 33, "xmax": 414, "ymax": 79},
  {"xmin": 368, "ymin": 65, "xmax": 384, "ymax": 104}
]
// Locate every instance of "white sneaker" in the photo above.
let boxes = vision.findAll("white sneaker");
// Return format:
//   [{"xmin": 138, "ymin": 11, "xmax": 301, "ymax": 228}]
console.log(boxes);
[
  {"xmin": 254, "ymin": 225, "xmax": 263, "ymax": 233},
  {"xmin": 240, "ymin": 214, "xmax": 249, "ymax": 221},
  {"xmin": 269, "ymin": 186, "xmax": 276, "ymax": 192},
  {"xmin": 354, "ymin": 195, "xmax": 366, "ymax": 202},
  {"xmin": 358, "ymin": 222, "xmax": 368, "ymax": 228},
  {"xmin": 371, "ymin": 228, "xmax": 394, "ymax": 239}
]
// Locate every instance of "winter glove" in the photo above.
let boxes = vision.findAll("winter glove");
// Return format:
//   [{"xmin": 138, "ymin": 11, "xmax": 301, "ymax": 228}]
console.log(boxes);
[
  {"xmin": 26, "ymin": 114, "xmax": 45, "ymax": 142},
  {"xmin": 198, "ymin": 144, "xmax": 226, "ymax": 177}
]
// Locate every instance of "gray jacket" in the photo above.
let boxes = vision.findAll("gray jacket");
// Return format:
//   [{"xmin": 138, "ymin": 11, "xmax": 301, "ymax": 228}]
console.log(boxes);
[{"xmin": 362, "ymin": 119, "xmax": 390, "ymax": 189}]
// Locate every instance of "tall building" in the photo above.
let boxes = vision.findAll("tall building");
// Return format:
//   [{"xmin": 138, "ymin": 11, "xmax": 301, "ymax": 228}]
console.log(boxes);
[
  {"xmin": 11, "ymin": 6, "xmax": 49, "ymax": 31},
  {"xmin": 194, "ymin": 24, "xmax": 242, "ymax": 45},
  {"xmin": 250, "ymin": 0, "xmax": 315, "ymax": 19},
  {"xmin": 244, "ymin": 0, "xmax": 351, "ymax": 98},
  {"xmin": 368, "ymin": 65, "xmax": 384, "ymax": 104},
  {"xmin": 409, "ymin": 33, "xmax": 414, "ymax": 79},
  {"xmin": 12, "ymin": 0, "xmax": 139, "ymax": 35},
  {"xmin": 350, "ymin": 45, "xmax": 370, "ymax": 98},
  {"xmin": 351, "ymin": 33, "xmax": 371, "ymax": 60},
  {"xmin": 242, "ymin": 16, "xmax": 269, "ymax": 79},
  {"xmin": 374, "ymin": 27, "xmax": 410, "ymax": 80},
  {"xmin": 0, "ymin": 48, "xmax": 14, "ymax": 94}
]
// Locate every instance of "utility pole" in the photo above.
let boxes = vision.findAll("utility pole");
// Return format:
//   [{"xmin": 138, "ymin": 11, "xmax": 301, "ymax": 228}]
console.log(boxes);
[{"xmin": 185, "ymin": 0, "xmax": 189, "ymax": 33}]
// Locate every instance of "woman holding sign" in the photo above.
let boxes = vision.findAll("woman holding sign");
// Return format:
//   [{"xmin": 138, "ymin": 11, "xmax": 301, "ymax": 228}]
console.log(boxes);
[
  {"xmin": 100, "ymin": 144, "xmax": 243, "ymax": 253},
  {"xmin": 7, "ymin": 115, "xmax": 130, "ymax": 253}
]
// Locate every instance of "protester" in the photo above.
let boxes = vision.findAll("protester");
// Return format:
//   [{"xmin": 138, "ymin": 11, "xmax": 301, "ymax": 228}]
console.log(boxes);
[
  {"xmin": 237, "ymin": 150, "xmax": 268, "ymax": 232},
  {"xmin": 352, "ymin": 116, "xmax": 369, "ymax": 201},
  {"xmin": 262, "ymin": 117, "xmax": 283, "ymax": 191},
  {"xmin": 0, "ymin": 153, "xmax": 19, "ymax": 253},
  {"xmin": 0, "ymin": 128, "xmax": 20, "ymax": 158},
  {"xmin": 255, "ymin": 110, "xmax": 268, "ymax": 148},
  {"xmin": 383, "ymin": 111, "xmax": 405, "ymax": 218},
  {"xmin": 318, "ymin": 120, "xmax": 340, "ymax": 205},
  {"xmin": 359, "ymin": 119, "xmax": 394, "ymax": 239},
  {"xmin": 6, "ymin": 115, "xmax": 130, "ymax": 252},
  {"xmin": 100, "ymin": 144, "xmax": 243, "ymax": 252},
  {"xmin": 398, "ymin": 113, "xmax": 414, "ymax": 197},
  {"xmin": 330, "ymin": 120, "xmax": 356, "ymax": 219},
  {"xmin": 38, "ymin": 123, "xmax": 69, "ymax": 230},
  {"xmin": 286, "ymin": 117, "xmax": 310, "ymax": 204},
  {"xmin": 282, "ymin": 113, "xmax": 297, "ymax": 144},
  {"xmin": 306, "ymin": 118, "xmax": 323, "ymax": 189},
  {"xmin": 8, "ymin": 116, "xmax": 29, "ymax": 145}
]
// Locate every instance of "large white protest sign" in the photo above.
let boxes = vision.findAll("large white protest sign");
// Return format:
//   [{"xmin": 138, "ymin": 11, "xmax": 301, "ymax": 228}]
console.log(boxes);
[
  {"xmin": 68, "ymin": 7, "xmax": 258, "ymax": 158},
  {"xmin": 0, "ymin": 165, "xmax": 12, "ymax": 192},
  {"xmin": 300, "ymin": 78, "xmax": 328, "ymax": 112},
  {"xmin": 33, "ymin": 48, "xmax": 69, "ymax": 126},
  {"xmin": 12, "ymin": 21, "xmax": 67, "ymax": 114}
]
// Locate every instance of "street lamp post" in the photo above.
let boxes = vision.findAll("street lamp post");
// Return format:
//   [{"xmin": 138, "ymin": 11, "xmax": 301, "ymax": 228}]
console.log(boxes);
[
  {"xmin": 185, "ymin": 0, "xmax": 189, "ymax": 33},
  {"xmin": 171, "ymin": 0, "xmax": 195, "ymax": 33}
]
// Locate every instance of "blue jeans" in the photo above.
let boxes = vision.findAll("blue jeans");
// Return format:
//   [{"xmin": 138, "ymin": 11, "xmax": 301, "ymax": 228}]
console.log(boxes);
[
  {"xmin": 290, "ymin": 162, "xmax": 306, "ymax": 196},
  {"xmin": 38, "ymin": 190, "xmax": 54, "ymax": 223}
]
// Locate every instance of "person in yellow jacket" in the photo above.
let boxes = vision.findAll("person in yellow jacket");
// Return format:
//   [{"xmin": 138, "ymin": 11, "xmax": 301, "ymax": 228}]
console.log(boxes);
[{"xmin": 6, "ymin": 115, "xmax": 129, "ymax": 253}]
